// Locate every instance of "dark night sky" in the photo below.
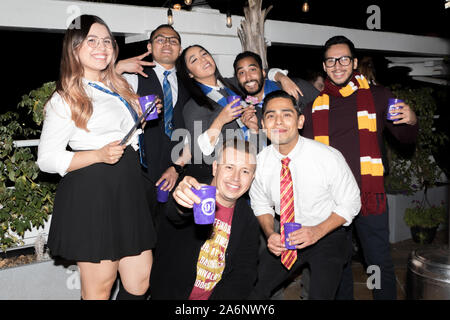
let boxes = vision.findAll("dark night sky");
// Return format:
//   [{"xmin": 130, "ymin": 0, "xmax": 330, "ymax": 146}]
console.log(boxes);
[{"xmin": 1, "ymin": 0, "xmax": 449, "ymax": 113}]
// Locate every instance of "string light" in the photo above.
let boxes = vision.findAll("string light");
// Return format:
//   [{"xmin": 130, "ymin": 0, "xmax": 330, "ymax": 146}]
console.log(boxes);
[
  {"xmin": 226, "ymin": 11, "xmax": 232, "ymax": 28},
  {"xmin": 302, "ymin": 1, "xmax": 309, "ymax": 12},
  {"xmin": 184, "ymin": 0, "xmax": 192, "ymax": 5},
  {"xmin": 167, "ymin": 8, "xmax": 174, "ymax": 25},
  {"xmin": 173, "ymin": 3, "xmax": 182, "ymax": 10}
]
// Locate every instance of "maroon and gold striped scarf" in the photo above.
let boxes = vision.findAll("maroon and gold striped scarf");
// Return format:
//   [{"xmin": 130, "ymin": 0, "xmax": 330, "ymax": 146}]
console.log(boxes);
[{"xmin": 311, "ymin": 72, "xmax": 385, "ymax": 215}]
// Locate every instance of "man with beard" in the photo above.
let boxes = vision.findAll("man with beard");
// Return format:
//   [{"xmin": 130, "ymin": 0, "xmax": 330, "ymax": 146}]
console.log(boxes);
[
  {"xmin": 233, "ymin": 51, "xmax": 319, "ymax": 111},
  {"xmin": 302, "ymin": 35, "xmax": 418, "ymax": 300}
]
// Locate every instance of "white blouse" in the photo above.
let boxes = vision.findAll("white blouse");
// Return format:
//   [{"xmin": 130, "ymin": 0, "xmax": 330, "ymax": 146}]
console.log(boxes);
[
  {"xmin": 37, "ymin": 79, "xmax": 140, "ymax": 177},
  {"xmin": 249, "ymin": 136, "xmax": 361, "ymax": 227}
]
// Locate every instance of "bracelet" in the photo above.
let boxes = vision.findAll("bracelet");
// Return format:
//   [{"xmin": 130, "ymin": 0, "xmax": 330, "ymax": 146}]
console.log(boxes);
[{"xmin": 172, "ymin": 163, "xmax": 184, "ymax": 174}]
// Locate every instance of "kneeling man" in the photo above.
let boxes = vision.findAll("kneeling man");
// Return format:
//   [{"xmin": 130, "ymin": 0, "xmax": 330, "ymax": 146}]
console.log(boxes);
[
  {"xmin": 249, "ymin": 90, "xmax": 361, "ymax": 300},
  {"xmin": 150, "ymin": 138, "xmax": 260, "ymax": 300}
]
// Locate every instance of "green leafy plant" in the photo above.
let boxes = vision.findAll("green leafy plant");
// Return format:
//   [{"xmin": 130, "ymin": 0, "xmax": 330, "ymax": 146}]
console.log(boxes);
[
  {"xmin": 0, "ymin": 82, "xmax": 57, "ymax": 251},
  {"xmin": 404, "ymin": 199, "xmax": 446, "ymax": 228},
  {"xmin": 18, "ymin": 81, "xmax": 56, "ymax": 127},
  {"xmin": 384, "ymin": 85, "xmax": 448, "ymax": 195}
]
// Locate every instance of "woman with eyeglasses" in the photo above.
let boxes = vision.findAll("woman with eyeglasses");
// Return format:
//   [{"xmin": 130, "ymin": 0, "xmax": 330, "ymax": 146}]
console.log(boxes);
[{"xmin": 37, "ymin": 15, "xmax": 158, "ymax": 300}]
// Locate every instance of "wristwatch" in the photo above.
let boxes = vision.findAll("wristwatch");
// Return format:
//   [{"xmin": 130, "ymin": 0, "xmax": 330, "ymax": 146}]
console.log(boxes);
[{"xmin": 171, "ymin": 163, "xmax": 184, "ymax": 174}]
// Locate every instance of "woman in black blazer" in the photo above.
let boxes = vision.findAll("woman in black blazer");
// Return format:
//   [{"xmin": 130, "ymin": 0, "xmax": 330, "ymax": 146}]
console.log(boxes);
[{"xmin": 176, "ymin": 45, "xmax": 254, "ymax": 183}]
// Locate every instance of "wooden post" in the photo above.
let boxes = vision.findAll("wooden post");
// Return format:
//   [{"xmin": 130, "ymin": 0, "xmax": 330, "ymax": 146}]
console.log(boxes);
[{"xmin": 237, "ymin": 0, "xmax": 273, "ymax": 70}]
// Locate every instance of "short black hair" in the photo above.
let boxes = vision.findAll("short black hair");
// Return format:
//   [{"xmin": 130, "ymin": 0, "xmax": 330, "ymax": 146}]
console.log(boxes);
[
  {"xmin": 323, "ymin": 35, "xmax": 356, "ymax": 61},
  {"xmin": 233, "ymin": 51, "xmax": 263, "ymax": 74},
  {"xmin": 262, "ymin": 90, "xmax": 301, "ymax": 116},
  {"xmin": 149, "ymin": 24, "xmax": 181, "ymax": 44}
]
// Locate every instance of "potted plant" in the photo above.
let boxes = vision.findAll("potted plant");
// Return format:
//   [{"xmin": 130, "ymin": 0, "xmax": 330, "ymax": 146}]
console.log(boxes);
[
  {"xmin": 404, "ymin": 198, "xmax": 446, "ymax": 244},
  {"xmin": 384, "ymin": 85, "xmax": 448, "ymax": 243},
  {"xmin": 0, "ymin": 81, "xmax": 57, "ymax": 252},
  {"xmin": 0, "ymin": 82, "xmax": 83, "ymax": 299}
]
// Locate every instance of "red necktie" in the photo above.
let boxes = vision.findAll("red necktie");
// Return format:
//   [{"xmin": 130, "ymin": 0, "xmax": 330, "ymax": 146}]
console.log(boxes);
[{"xmin": 280, "ymin": 157, "xmax": 297, "ymax": 270}]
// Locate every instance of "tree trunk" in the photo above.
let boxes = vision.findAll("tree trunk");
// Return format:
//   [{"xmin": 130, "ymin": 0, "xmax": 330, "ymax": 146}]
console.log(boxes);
[{"xmin": 237, "ymin": 0, "xmax": 272, "ymax": 70}]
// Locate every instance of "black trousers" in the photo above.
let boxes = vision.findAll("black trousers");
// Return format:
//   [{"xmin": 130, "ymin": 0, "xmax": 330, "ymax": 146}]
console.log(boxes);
[
  {"xmin": 336, "ymin": 209, "xmax": 397, "ymax": 300},
  {"xmin": 141, "ymin": 172, "xmax": 161, "ymax": 232},
  {"xmin": 249, "ymin": 227, "xmax": 351, "ymax": 300}
]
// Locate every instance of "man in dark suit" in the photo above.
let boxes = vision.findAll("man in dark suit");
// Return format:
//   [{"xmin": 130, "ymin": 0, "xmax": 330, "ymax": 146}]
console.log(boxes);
[
  {"xmin": 149, "ymin": 138, "xmax": 260, "ymax": 300},
  {"xmin": 117, "ymin": 25, "xmax": 190, "ymax": 228}
]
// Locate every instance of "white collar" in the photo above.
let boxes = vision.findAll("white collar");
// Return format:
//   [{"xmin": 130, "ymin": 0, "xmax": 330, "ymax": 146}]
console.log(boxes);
[
  {"xmin": 201, "ymin": 79, "xmax": 224, "ymax": 91},
  {"xmin": 153, "ymin": 61, "xmax": 176, "ymax": 75},
  {"xmin": 271, "ymin": 135, "xmax": 303, "ymax": 162}
]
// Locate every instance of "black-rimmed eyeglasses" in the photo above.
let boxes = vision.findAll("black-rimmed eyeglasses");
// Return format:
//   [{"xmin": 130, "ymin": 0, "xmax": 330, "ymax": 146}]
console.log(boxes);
[
  {"xmin": 324, "ymin": 56, "xmax": 353, "ymax": 68},
  {"xmin": 152, "ymin": 35, "xmax": 180, "ymax": 46}
]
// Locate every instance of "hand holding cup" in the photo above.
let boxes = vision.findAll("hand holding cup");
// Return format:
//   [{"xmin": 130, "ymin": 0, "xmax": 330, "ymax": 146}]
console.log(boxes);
[
  {"xmin": 218, "ymin": 98, "xmax": 244, "ymax": 125},
  {"xmin": 138, "ymin": 95, "xmax": 159, "ymax": 121},
  {"xmin": 387, "ymin": 98, "xmax": 417, "ymax": 125},
  {"xmin": 173, "ymin": 176, "xmax": 203, "ymax": 208}
]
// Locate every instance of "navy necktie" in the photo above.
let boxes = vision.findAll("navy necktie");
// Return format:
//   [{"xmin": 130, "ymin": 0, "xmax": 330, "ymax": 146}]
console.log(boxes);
[{"xmin": 163, "ymin": 70, "xmax": 174, "ymax": 138}]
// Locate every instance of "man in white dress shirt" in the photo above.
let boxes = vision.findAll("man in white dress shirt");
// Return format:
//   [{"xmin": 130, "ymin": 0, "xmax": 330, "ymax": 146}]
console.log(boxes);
[
  {"xmin": 116, "ymin": 25, "xmax": 190, "ymax": 230},
  {"xmin": 248, "ymin": 90, "xmax": 361, "ymax": 300}
]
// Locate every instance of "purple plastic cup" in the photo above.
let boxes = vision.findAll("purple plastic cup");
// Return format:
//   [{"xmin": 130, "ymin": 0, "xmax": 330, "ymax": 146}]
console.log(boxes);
[
  {"xmin": 387, "ymin": 98, "xmax": 403, "ymax": 121},
  {"xmin": 284, "ymin": 222, "xmax": 302, "ymax": 250},
  {"xmin": 139, "ymin": 95, "xmax": 158, "ymax": 121},
  {"xmin": 226, "ymin": 95, "xmax": 242, "ymax": 117},
  {"xmin": 191, "ymin": 186, "xmax": 216, "ymax": 224},
  {"xmin": 157, "ymin": 179, "xmax": 169, "ymax": 203}
]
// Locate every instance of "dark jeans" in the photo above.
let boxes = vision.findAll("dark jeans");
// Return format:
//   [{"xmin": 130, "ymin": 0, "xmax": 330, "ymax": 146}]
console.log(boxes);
[
  {"xmin": 249, "ymin": 227, "xmax": 350, "ymax": 300},
  {"xmin": 336, "ymin": 209, "xmax": 397, "ymax": 300}
]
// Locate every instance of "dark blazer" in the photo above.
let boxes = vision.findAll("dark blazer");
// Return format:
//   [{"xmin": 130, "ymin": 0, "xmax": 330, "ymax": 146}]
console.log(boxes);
[
  {"xmin": 291, "ymin": 77, "xmax": 320, "ymax": 111},
  {"xmin": 137, "ymin": 66, "xmax": 190, "ymax": 183},
  {"xmin": 150, "ymin": 194, "xmax": 260, "ymax": 300}
]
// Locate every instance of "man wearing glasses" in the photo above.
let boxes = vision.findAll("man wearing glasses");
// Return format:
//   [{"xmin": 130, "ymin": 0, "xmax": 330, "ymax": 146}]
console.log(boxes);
[
  {"xmin": 116, "ymin": 25, "xmax": 190, "ymax": 229},
  {"xmin": 302, "ymin": 35, "xmax": 418, "ymax": 300}
]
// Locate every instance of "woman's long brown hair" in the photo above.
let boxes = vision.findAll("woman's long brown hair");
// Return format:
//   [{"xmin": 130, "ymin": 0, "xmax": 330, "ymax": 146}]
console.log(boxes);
[{"xmin": 56, "ymin": 14, "xmax": 140, "ymax": 131}]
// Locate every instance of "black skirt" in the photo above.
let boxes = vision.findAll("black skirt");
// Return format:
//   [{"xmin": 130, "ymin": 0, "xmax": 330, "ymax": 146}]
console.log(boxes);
[{"xmin": 47, "ymin": 147, "xmax": 156, "ymax": 263}]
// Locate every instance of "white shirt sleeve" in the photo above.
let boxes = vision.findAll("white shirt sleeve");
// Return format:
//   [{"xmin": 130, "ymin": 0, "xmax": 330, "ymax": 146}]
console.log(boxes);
[
  {"xmin": 267, "ymin": 68, "xmax": 289, "ymax": 81},
  {"xmin": 36, "ymin": 95, "xmax": 76, "ymax": 177},
  {"xmin": 249, "ymin": 156, "xmax": 276, "ymax": 217},
  {"xmin": 122, "ymin": 73, "xmax": 139, "ymax": 93},
  {"xmin": 197, "ymin": 131, "xmax": 219, "ymax": 156},
  {"xmin": 328, "ymin": 150, "xmax": 361, "ymax": 226}
]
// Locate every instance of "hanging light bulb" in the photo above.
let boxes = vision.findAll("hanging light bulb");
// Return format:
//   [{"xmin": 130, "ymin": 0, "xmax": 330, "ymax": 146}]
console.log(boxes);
[
  {"xmin": 167, "ymin": 8, "xmax": 174, "ymax": 25},
  {"xmin": 302, "ymin": 1, "xmax": 309, "ymax": 12},
  {"xmin": 184, "ymin": 0, "xmax": 192, "ymax": 5},
  {"xmin": 226, "ymin": 11, "xmax": 232, "ymax": 28},
  {"xmin": 173, "ymin": 3, "xmax": 182, "ymax": 10}
]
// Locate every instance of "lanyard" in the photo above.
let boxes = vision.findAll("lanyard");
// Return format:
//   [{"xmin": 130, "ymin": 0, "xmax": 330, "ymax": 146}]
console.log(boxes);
[
  {"xmin": 88, "ymin": 82, "xmax": 147, "ymax": 168},
  {"xmin": 88, "ymin": 82, "xmax": 138, "ymax": 121}
]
